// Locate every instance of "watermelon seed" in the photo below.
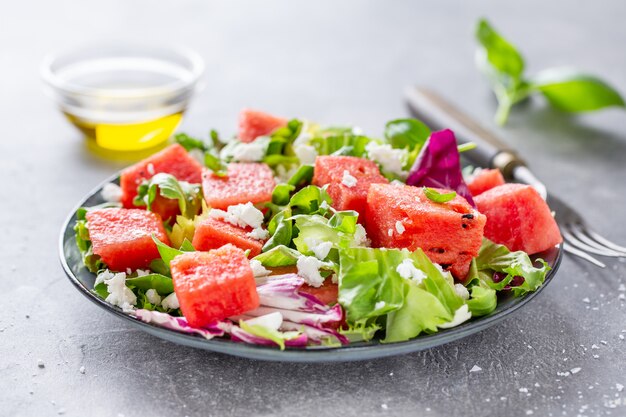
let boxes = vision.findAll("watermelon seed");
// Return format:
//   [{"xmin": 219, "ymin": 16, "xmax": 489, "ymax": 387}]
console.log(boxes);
[
  {"xmin": 462, "ymin": 224, "xmax": 468, "ymax": 229},
  {"xmin": 462, "ymin": 214, "xmax": 474, "ymax": 219}
]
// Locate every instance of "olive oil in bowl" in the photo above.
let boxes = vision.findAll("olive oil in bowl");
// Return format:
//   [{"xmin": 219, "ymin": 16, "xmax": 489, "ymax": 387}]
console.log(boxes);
[{"xmin": 42, "ymin": 44, "xmax": 204, "ymax": 155}]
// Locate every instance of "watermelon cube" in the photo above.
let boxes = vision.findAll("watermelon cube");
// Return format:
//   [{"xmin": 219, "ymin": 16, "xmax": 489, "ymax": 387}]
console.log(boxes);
[
  {"xmin": 192, "ymin": 217, "xmax": 265, "ymax": 257},
  {"xmin": 86, "ymin": 208, "xmax": 170, "ymax": 271},
  {"xmin": 365, "ymin": 183, "xmax": 486, "ymax": 279},
  {"xmin": 468, "ymin": 168, "xmax": 506, "ymax": 196},
  {"xmin": 120, "ymin": 144, "xmax": 203, "ymax": 219},
  {"xmin": 202, "ymin": 163, "xmax": 275, "ymax": 210},
  {"xmin": 475, "ymin": 183, "xmax": 562, "ymax": 254},
  {"xmin": 239, "ymin": 108, "xmax": 288, "ymax": 143},
  {"xmin": 170, "ymin": 245, "xmax": 259, "ymax": 327},
  {"xmin": 312, "ymin": 156, "xmax": 388, "ymax": 220}
]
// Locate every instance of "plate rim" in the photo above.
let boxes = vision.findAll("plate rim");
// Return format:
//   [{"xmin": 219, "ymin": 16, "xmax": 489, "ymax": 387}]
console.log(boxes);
[{"xmin": 59, "ymin": 173, "xmax": 563, "ymax": 362}]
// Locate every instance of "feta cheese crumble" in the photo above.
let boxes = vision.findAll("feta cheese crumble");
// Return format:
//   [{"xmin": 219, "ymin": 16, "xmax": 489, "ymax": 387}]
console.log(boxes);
[
  {"xmin": 454, "ymin": 283, "xmax": 470, "ymax": 300},
  {"xmin": 210, "ymin": 202, "xmax": 264, "ymax": 229},
  {"xmin": 352, "ymin": 224, "xmax": 370, "ymax": 247},
  {"xmin": 395, "ymin": 221, "xmax": 405, "ymax": 235},
  {"xmin": 396, "ymin": 259, "xmax": 427, "ymax": 284},
  {"xmin": 341, "ymin": 170, "xmax": 357, "ymax": 188},
  {"xmin": 100, "ymin": 183, "xmax": 123, "ymax": 203},
  {"xmin": 245, "ymin": 312, "xmax": 283, "ymax": 331},
  {"xmin": 303, "ymin": 237, "xmax": 333, "ymax": 260},
  {"xmin": 365, "ymin": 142, "xmax": 408, "ymax": 177},
  {"xmin": 161, "ymin": 293, "xmax": 180, "ymax": 310},
  {"xmin": 296, "ymin": 256, "xmax": 326, "ymax": 288},
  {"xmin": 247, "ymin": 228, "xmax": 270, "ymax": 240},
  {"xmin": 250, "ymin": 260, "xmax": 271, "ymax": 277},
  {"xmin": 387, "ymin": 228, "xmax": 393, "ymax": 237},
  {"xmin": 229, "ymin": 140, "xmax": 268, "ymax": 162},
  {"xmin": 145, "ymin": 289, "xmax": 162, "ymax": 306},
  {"xmin": 439, "ymin": 304, "xmax": 472, "ymax": 329},
  {"xmin": 294, "ymin": 144, "xmax": 318, "ymax": 164},
  {"xmin": 97, "ymin": 270, "xmax": 137, "ymax": 313}
]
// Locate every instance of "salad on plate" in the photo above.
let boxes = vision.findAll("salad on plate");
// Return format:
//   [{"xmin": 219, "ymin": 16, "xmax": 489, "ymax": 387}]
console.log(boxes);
[{"xmin": 73, "ymin": 109, "xmax": 562, "ymax": 349}]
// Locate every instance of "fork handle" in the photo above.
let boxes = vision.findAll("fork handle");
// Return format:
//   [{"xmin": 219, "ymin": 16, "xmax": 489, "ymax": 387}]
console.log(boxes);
[{"xmin": 405, "ymin": 87, "xmax": 527, "ymax": 179}]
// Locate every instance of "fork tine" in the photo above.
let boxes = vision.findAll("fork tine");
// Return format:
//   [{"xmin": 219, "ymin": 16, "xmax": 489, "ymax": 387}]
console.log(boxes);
[
  {"xmin": 562, "ymin": 244, "xmax": 606, "ymax": 268},
  {"xmin": 570, "ymin": 224, "xmax": 626, "ymax": 257},
  {"xmin": 585, "ymin": 229, "xmax": 626, "ymax": 254},
  {"xmin": 561, "ymin": 228, "xmax": 625, "ymax": 258}
]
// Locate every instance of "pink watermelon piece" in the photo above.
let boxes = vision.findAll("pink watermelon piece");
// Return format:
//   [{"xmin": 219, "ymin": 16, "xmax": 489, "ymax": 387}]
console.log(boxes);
[
  {"xmin": 365, "ymin": 183, "xmax": 486, "ymax": 279},
  {"xmin": 202, "ymin": 163, "xmax": 275, "ymax": 209},
  {"xmin": 170, "ymin": 245, "xmax": 259, "ymax": 328},
  {"xmin": 468, "ymin": 169, "xmax": 506, "ymax": 196},
  {"xmin": 192, "ymin": 217, "xmax": 265, "ymax": 257},
  {"xmin": 120, "ymin": 144, "xmax": 203, "ymax": 220},
  {"xmin": 312, "ymin": 156, "xmax": 388, "ymax": 221},
  {"xmin": 475, "ymin": 183, "xmax": 562, "ymax": 254},
  {"xmin": 238, "ymin": 109, "xmax": 288, "ymax": 143},
  {"xmin": 86, "ymin": 208, "xmax": 170, "ymax": 271}
]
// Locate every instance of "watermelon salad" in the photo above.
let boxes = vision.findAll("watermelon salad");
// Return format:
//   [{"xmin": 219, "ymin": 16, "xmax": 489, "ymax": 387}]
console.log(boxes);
[{"xmin": 74, "ymin": 109, "xmax": 562, "ymax": 349}]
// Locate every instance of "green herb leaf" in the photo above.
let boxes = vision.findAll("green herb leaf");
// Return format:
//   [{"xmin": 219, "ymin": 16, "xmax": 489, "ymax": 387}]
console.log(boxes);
[
  {"xmin": 475, "ymin": 18, "xmax": 525, "ymax": 80},
  {"xmin": 530, "ymin": 68, "xmax": 625, "ymax": 112},
  {"xmin": 262, "ymin": 209, "xmax": 293, "ymax": 252},
  {"xmin": 384, "ymin": 118, "xmax": 431, "ymax": 151},
  {"xmin": 152, "ymin": 234, "xmax": 183, "ymax": 266},
  {"xmin": 204, "ymin": 152, "xmax": 228, "ymax": 177},
  {"xmin": 423, "ymin": 187, "xmax": 457, "ymax": 203},
  {"xmin": 134, "ymin": 173, "xmax": 202, "ymax": 219},
  {"xmin": 457, "ymin": 142, "xmax": 477, "ymax": 153},
  {"xmin": 126, "ymin": 273, "xmax": 174, "ymax": 295},
  {"xmin": 174, "ymin": 133, "xmax": 209, "ymax": 152}
]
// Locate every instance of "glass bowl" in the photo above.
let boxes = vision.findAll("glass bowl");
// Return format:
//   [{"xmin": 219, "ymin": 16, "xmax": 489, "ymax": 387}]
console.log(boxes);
[{"xmin": 41, "ymin": 43, "xmax": 204, "ymax": 152}]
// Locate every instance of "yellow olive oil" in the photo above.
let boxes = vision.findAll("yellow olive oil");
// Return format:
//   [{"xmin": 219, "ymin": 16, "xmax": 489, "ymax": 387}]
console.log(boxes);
[{"xmin": 64, "ymin": 111, "xmax": 183, "ymax": 152}]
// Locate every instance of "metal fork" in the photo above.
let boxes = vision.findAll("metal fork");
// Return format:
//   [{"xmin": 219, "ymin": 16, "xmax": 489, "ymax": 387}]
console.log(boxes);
[{"xmin": 405, "ymin": 87, "xmax": 626, "ymax": 268}]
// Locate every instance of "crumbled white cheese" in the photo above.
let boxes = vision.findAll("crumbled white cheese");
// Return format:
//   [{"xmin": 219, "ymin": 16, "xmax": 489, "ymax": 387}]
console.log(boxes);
[
  {"xmin": 100, "ymin": 183, "xmax": 123, "ymax": 203},
  {"xmin": 395, "ymin": 221, "xmax": 405, "ymax": 235},
  {"xmin": 79, "ymin": 366, "xmax": 86, "ymax": 374},
  {"xmin": 396, "ymin": 259, "xmax": 427, "ymax": 284},
  {"xmin": 294, "ymin": 144, "xmax": 318, "ymax": 164},
  {"xmin": 296, "ymin": 256, "xmax": 326, "ymax": 288},
  {"xmin": 247, "ymin": 228, "xmax": 270, "ymax": 240},
  {"xmin": 374, "ymin": 301, "xmax": 386, "ymax": 310},
  {"xmin": 341, "ymin": 170, "xmax": 357, "ymax": 188},
  {"xmin": 454, "ymin": 283, "xmax": 470, "ymax": 300},
  {"xmin": 250, "ymin": 260, "xmax": 271, "ymax": 277},
  {"xmin": 145, "ymin": 289, "xmax": 162, "ymax": 306},
  {"xmin": 102, "ymin": 271, "xmax": 136, "ymax": 313},
  {"xmin": 37, "ymin": 359, "xmax": 45, "ymax": 368},
  {"xmin": 387, "ymin": 228, "xmax": 393, "ymax": 237},
  {"xmin": 210, "ymin": 202, "xmax": 264, "ymax": 229},
  {"xmin": 230, "ymin": 140, "xmax": 268, "ymax": 162},
  {"xmin": 352, "ymin": 224, "xmax": 370, "ymax": 247},
  {"xmin": 439, "ymin": 304, "xmax": 472, "ymax": 329},
  {"xmin": 161, "ymin": 293, "xmax": 180, "ymax": 310},
  {"xmin": 136, "ymin": 269, "xmax": 151, "ymax": 277},
  {"xmin": 570, "ymin": 367, "xmax": 581, "ymax": 374},
  {"xmin": 617, "ymin": 383, "xmax": 624, "ymax": 392},
  {"xmin": 366, "ymin": 142, "xmax": 408, "ymax": 177},
  {"xmin": 331, "ymin": 274, "xmax": 338, "ymax": 284},
  {"xmin": 320, "ymin": 200, "xmax": 331, "ymax": 211},
  {"xmin": 293, "ymin": 121, "xmax": 312, "ymax": 146},
  {"xmin": 303, "ymin": 237, "xmax": 333, "ymax": 260}
]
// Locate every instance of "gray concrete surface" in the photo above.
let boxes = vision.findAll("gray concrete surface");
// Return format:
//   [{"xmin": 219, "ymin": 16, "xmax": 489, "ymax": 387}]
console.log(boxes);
[{"xmin": 1, "ymin": 1, "xmax": 625, "ymax": 416}]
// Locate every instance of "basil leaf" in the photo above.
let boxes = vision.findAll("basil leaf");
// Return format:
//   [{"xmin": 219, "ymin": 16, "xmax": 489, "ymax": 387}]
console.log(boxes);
[
  {"xmin": 204, "ymin": 152, "xmax": 228, "ymax": 177},
  {"xmin": 423, "ymin": 187, "xmax": 457, "ymax": 203},
  {"xmin": 475, "ymin": 18, "xmax": 524, "ymax": 81},
  {"xmin": 126, "ymin": 273, "xmax": 174, "ymax": 295},
  {"xmin": 174, "ymin": 133, "xmax": 209, "ymax": 152},
  {"xmin": 287, "ymin": 164, "xmax": 314, "ymax": 187},
  {"xmin": 134, "ymin": 173, "xmax": 202, "ymax": 218},
  {"xmin": 272, "ymin": 184, "xmax": 295, "ymax": 206},
  {"xmin": 384, "ymin": 118, "xmax": 431, "ymax": 151},
  {"xmin": 530, "ymin": 68, "xmax": 625, "ymax": 112}
]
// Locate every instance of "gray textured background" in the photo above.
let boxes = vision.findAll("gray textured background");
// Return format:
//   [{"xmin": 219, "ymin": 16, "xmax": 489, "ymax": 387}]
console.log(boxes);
[{"xmin": 2, "ymin": 1, "xmax": 625, "ymax": 416}]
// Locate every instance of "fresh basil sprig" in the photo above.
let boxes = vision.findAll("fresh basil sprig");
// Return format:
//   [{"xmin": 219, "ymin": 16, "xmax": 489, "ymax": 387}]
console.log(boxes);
[{"xmin": 476, "ymin": 18, "xmax": 624, "ymax": 125}]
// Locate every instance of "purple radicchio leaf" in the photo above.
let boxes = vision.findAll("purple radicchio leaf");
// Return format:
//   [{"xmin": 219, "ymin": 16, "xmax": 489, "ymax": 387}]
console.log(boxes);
[{"xmin": 406, "ymin": 129, "xmax": 475, "ymax": 207}]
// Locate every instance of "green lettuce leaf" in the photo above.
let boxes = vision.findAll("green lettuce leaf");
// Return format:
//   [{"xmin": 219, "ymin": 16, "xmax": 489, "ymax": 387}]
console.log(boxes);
[
  {"xmin": 384, "ymin": 118, "xmax": 430, "ymax": 151},
  {"xmin": 253, "ymin": 245, "xmax": 301, "ymax": 267},
  {"xmin": 125, "ymin": 273, "xmax": 174, "ymax": 295},
  {"xmin": 474, "ymin": 238, "xmax": 551, "ymax": 296}
]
